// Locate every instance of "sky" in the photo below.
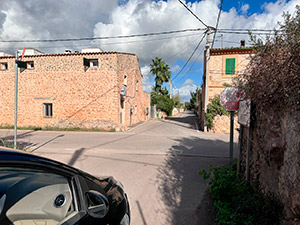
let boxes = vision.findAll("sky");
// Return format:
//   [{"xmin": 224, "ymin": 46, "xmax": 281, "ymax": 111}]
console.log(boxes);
[{"xmin": 0, "ymin": 0, "xmax": 299, "ymax": 102}]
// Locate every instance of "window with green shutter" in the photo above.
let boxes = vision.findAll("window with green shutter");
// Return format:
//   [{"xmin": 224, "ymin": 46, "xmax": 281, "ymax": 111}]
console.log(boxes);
[{"xmin": 225, "ymin": 58, "xmax": 235, "ymax": 75}]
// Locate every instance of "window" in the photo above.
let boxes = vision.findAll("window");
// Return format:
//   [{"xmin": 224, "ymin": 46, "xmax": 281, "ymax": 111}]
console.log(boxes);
[
  {"xmin": 43, "ymin": 103, "xmax": 53, "ymax": 117},
  {"xmin": 27, "ymin": 61, "xmax": 34, "ymax": 69},
  {"xmin": 90, "ymin": 59, "xmax": 98, "ymax": 67},
  {"xmin": 124, "ymin": 75, "xmax": 127, "ymax": 86},
  {"xmin": 1, "ymin": 63, "xmax": 8, "ymax": 70},
  {"xmin": 136, "ymin": 80, "xmax": 139, "ymax": 91},
  {"xmin": 225, "ymin": 58, "xmax": 235, "ymax": 75}
]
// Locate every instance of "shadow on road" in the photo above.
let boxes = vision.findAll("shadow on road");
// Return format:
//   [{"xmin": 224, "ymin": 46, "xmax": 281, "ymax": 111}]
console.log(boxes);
[
  {"xmin": 157, "ymin": 136, "xmax": 234, "ymax": 225},
  {"xmin": 164, "ymin": 111, "xmax": 197, "ymax": 130},
  {"xmin": 0, "ymin": 130, "xmax": 37, "ymax": 149}
]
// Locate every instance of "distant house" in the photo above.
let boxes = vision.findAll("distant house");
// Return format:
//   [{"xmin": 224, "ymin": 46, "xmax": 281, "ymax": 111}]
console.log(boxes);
[
  {"xmin": 0, "ymin": 49, "xmax": 150, "ymax": 131},
  {"xmin": 200, "ymin": 41, "xmax": 254, "ymax": 130}
]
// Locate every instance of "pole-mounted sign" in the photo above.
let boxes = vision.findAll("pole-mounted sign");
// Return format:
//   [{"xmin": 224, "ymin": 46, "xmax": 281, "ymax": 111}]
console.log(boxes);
[
  {"xmin": 220, "ymin": 87, "xmax": 244, "ymax": 111},
  {"xmin": 220, "ymin": 87, "xmax": 245, "ymax": 166}
]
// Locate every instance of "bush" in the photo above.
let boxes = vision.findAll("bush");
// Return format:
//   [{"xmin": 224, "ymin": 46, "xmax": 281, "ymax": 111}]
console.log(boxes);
[
  {"xmin": 200, "ymin": 164, "xmax": 283, "ymax": 225},
  {"xmin": 205, "ymin": 96, "xmax": 229, "ymax": 129},
  {"xmin": 151, "ymin": 94, "xmax": 174, "ymax": 116}
]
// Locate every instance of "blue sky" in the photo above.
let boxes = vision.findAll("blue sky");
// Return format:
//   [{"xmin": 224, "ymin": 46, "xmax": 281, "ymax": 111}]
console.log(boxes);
[
  {"xmin": 0, "ymin": 0, "xmax": 298, "ymax": 102},
  {"xmin": 159, "ymin": 0, "xmax": 296, "ymax": 101}
]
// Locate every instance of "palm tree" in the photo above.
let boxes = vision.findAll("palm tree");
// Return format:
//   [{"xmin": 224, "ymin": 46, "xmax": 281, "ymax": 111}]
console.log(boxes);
[{"xmin": 150, "ymin": 57, "xmax": 171, "ymax": 93}]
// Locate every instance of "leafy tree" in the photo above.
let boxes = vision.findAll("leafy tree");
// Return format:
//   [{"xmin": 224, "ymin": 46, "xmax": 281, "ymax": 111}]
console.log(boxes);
[
  {"xmin": 151, "ymin": 92, "xmax": 174, "ymax": 116},
  {"xmin": 150, "ymin": 57, "xmax": 174, "ymax": 116},
  {"xmin": 240, "ymin": 6, "xmax": 300, "ymax": 111},
  {"xmin": 188, "ymin": 87, "xmax": 201, "ymax": 110},
  {"xmin": 150, "ymin": 57, "xmax": 171, "ymax": 93},
  {"xmin": 172, "ymin": 95, "xmax": 181, "ymax": 108}
]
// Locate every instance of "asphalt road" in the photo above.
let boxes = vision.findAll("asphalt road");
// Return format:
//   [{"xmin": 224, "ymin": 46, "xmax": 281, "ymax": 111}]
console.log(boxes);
[{"xmin": 0, "ymin": 111, "xmax": 237, "ymax": 225}]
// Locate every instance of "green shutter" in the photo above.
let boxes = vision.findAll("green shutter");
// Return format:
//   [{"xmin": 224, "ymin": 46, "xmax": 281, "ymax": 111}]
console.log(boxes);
[{"xmin": 225, "ymin": 58, "xmax": 235, "ymax": 75}]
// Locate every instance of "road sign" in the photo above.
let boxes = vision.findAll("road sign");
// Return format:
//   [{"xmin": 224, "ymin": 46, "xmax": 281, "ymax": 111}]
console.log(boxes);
[
  {"xmin": 220, "ymin": 87, "xmax": 244, "ymax": 111},
  {"xmin": 83, "ymin": 58, "xmax": 90, "ymax": 67},
  {"xmin": 16, "ymin": 60, "xmax": 27, "ymax": 69},
  {"xmin": 238, "ymin": 99, "xmax": 251, "ymax": 127}
]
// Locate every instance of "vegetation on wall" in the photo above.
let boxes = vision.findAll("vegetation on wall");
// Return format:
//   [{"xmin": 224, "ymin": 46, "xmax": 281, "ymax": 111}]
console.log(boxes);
[
  {"xmin": 205, "ymin": 96, "xmax": 229, "ymax": 129},
  {"xmin": 200, "ymin": 164, "xmax": 283, "ymax": 225},
  {"xmin": 239, "ymin": 7, "xmax": 300, "ymax": 111}
]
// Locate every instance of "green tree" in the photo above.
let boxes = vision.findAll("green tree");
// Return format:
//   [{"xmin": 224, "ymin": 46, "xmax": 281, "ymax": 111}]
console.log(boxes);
[
  {"xmin": 188, "ymin": 87, "xmax": 201, "ymax": 110},
  {"xmin": 172, "ymin": 95, "xmax": 181, "ymax": 108},
  {"xmin": 150, "ymin": 57, "xmax": 171, "ymax": 93},
  {"xmin": 150, "ymin": 57, "xmax": 174, "ymax": 115}
]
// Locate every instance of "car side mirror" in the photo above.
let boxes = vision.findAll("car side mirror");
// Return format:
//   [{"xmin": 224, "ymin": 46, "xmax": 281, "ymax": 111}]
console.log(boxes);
[{"xmin": 86, "ymin": 190, "xmax": 109, "ymax": 218}]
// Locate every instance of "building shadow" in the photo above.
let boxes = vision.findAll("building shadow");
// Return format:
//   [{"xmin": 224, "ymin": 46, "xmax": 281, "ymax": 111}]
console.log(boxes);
[{"xmin": 157, "ymin": 136, "xmax": 237, "ymax": 225}]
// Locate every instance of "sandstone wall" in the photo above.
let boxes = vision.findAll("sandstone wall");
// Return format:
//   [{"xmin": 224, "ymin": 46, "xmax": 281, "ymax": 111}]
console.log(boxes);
[
  {"xmin": 210, "ymin": 115, "xmax": 239, "ymax": 134},
  {"xmin": 117, "ymin": 54, "xmax": 150, "ymax": 127},
  {"xmin": 239, "ymin": 108, "xmax": 300, "ymax": 224},
  {"xmin": 0, "ymin": 52, "xmax": 150, "ymax": 130}
]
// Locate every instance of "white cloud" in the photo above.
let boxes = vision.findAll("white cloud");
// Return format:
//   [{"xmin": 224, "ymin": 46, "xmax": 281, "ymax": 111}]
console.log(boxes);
[
  {"xmin": 173, "ymin": 79, "xmax": 197, "ymax": 102},
  {"xmin": 141, "ymin": 65, "xmax": 153, "ymax": 93},
  {"xmin": 0, "ymin": 0, "xmax": 119, "ymax": 53},
  {"xmin": 171, "ymin": 64, "xmax": 181, "ymax": 73},
  {"xmin": 93, "ymin": 0, "xmax": 299, "ymax": 65},
  {"xmin": 240, "ymin": 4, "xmax": 249, "ymax": 14},
  {"xmin": 0, "ymin": 0, "xmax": 299, "ymax": 88}
]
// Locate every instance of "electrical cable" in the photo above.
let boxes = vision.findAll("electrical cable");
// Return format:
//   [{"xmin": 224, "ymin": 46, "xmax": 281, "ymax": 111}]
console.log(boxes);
[
  {"xmin": 0, "ymin": 28, "xmax": 206, "ymax": 43},
  {"xmin": 211, "ymin": 0, "xmax": 223, "ymax": 49},
  {"xmin": 177, "ymin": 0, "xmax": 209, "ymax": 28},
  {"xmin": 0, "ymin": 32, "xmax": 201, "ymax": 51},
  {"xmin": 172, "ymin": 31, "xmax": 206, "ymax": 81},
  {"xmin": 173, "ymin": 45, "xmax": 205, "ymax": 85},
  {"xmin": 165, "ymin": 34, "xmax": 203, "ymax": 62}
]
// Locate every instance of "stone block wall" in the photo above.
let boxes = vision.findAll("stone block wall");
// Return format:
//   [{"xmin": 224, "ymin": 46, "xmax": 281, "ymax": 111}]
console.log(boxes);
[
  {"xmin": 239, "ymin": 108, "xmax": 300, "ymax": 224},
  {"xmin": 0, "ymin": 52, "xmax": 150, "ymax": 130}
]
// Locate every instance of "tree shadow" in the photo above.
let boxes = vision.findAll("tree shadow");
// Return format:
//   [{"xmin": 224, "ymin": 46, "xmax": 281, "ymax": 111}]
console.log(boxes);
[
  {"xmin": 164, "ymin": 111, "xmax": 197, "ymax": 130},
  {"xmin": 157, "ymin": 136, "xmax": 237, "ymax": 225}
]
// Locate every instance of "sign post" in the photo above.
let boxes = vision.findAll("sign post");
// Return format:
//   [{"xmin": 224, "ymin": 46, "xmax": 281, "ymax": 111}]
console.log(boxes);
[
  {"xmin": 220, "ymin": 87, "xmax": 244, "ymax": 166},
  {"xmin": 14, "ymin": 48, "xmax": 26, "ymax": 148},
  {"xmin": 14, "ymin": 51, "xmax": 18, "ymax": 149},
  {"xmin": 238, "ymin": 99, "xmax": 251, "ymax": 180}
]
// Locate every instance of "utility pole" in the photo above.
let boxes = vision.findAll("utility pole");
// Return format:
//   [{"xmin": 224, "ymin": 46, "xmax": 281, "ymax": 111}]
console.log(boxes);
[
  {"xmin": 169, "ymin": 80, "xmax": 172, "ymax": 99},
  {"xmin": 14, "ymin": 51, "xmax": 18, "ymax": 149},
  {"xmin": 204, "ymin": 29, "xmax": 210, "ymax": 131}
]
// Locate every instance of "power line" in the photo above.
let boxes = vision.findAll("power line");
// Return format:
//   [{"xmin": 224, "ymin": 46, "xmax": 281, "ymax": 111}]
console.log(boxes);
[
  {"xmin": 217, "ymin": 30, "xmax": 280, "ymax": 35},
  {"xmin": 174, "ymin": 46, "xmax": 205, "ymax": 85},
  {"xmin": 0, "ymin": 28, "xmax": 206, "ymax": 43},
  {"xmin": 165, "ymin": 35, "xmax": 203, "ymax": 61},
  {"xmin": 0, "ymin": 27, "xmax": 282, "ymax": 44},
  {"xmin": 177, "ymin": 0, "xmax": 209, "ymax": 28},
  {"xmin": 211, "ymin": 0, "xmax": 223, "ymax": 49},
  {"xmin": 218, "ymin": 28, "xmax": 279, "ymax": 32},
  {"xmin": 0, "ymin": 32, "xmax": 202, "ymax": 51},
  {"xmin": 172, "ymin": 31, "xmax": 206, "ymax": 81}
]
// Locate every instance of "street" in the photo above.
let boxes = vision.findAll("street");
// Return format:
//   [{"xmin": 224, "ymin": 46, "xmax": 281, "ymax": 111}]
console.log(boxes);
[{"xmin": 0, "ymin": 111, "xmax": 237, "ymax": 225}]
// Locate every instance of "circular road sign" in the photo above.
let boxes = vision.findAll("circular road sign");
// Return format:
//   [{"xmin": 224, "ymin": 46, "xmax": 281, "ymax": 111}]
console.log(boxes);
[{"xmin": 220, "ymin": 87, "xmax": 244, "ymax": 111}]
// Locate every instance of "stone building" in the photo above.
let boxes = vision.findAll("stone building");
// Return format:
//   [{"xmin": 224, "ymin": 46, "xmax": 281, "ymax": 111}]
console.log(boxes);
[
  {"xmin": 200, "ymin": 42, "xmax": 253, "ymax": 130},
  {"xmin": 0, "ymin": 49, "xmax": 150, "ymax": 131}
]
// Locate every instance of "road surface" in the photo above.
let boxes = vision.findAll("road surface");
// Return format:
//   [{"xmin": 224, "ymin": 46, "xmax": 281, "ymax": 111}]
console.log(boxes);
[{"xmin": 0, "ymin": 111, "xmax": 237, "ymax": 225}]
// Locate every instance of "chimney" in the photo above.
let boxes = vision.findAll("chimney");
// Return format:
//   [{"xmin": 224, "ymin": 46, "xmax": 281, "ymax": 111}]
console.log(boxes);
[
  {"xmin": 64, "ymin": 49, "xmax": 72, "ymax": 54},
  {"xmin": 240, "ymin": 40, "xmax": 245, "ymax": 48}
]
